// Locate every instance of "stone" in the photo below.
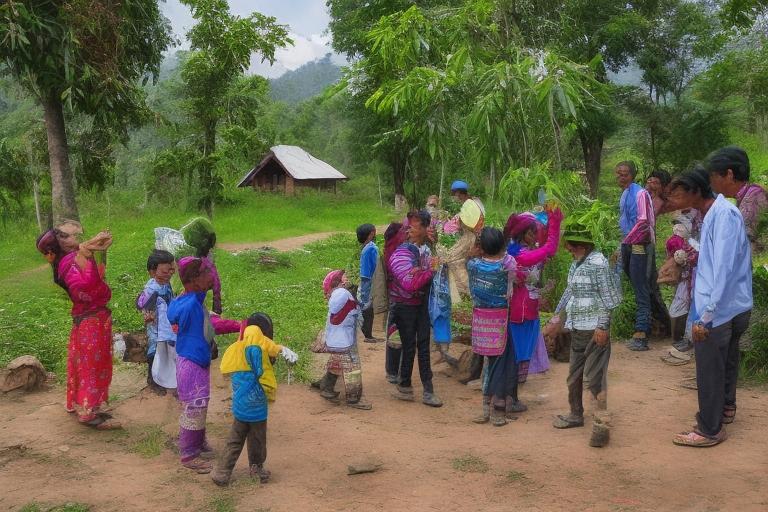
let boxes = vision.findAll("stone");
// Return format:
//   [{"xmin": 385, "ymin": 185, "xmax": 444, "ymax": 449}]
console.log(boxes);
[
  {"xmin": 347, "ymin": 458, "xmax": 383, "ymax": 475},
  {"xmin": 1, "ymin": 355, "xmax": 47, "ymax": 393}
]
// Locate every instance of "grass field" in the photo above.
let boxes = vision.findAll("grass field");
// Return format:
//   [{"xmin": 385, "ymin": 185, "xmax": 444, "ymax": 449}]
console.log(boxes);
[{"xmin": 0, "ymin": 190, "xmax": 394, "ymax": 379}]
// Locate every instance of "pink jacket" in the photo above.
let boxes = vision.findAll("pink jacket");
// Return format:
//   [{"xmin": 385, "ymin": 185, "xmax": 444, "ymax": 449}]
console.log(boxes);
[{"xmin": 507, "ymin": 214, "xmax": 562, "ymax": 323}]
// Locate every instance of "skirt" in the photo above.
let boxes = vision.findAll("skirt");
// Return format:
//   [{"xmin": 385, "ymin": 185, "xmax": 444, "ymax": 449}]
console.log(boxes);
[{"xmin": 66, "ymin": 309, "xmax": 113, "ymax": 422}]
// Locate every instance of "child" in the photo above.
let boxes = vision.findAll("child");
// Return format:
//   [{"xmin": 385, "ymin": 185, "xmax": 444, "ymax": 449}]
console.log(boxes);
[
  {"xmin": 167, "ymin": 257, "xmax": 218, "ymax": 473},
  {"xmin": 316, "ymin": 270, "xmax": 372, "ymax": 410},
  {"xmin": 467, "ymin": 227, "xmax": 517, "ymax": 426},
  {"xmin": 136, "ymin": 250, "xmax": 176, "ymax": 395},
  {"xmin": 356, "ymin": 224, "xmax": 381, "ymax": 343},
  {"xmin": 213, "ymin": 313, "xmax": 298, "ymax": 486},
  {"xmin": 545, "ymin": 221, "xmax": 621, "ymax": 447}
]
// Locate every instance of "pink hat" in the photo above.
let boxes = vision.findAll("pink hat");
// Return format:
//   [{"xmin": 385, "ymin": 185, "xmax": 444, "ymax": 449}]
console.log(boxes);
[
  {"xmin": 323, "ymin": 270, "xmax": 345, "ymax": 298},
  {"xmin": 504, "ymin": 212, "xmax": 537, "ymax": 240},
  {"xmin": 177, "ymin": 256, "xmax": 212, "ymax": 282}
]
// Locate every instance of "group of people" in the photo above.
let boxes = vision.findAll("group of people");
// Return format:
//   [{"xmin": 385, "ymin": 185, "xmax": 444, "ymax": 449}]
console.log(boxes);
[
  {"xmin": 32, "ymin": 144, "xmax": 765, "ymax": 488},
  {"xmin": 617, "ymin": 147, "xmax": 762, "ymax": 447}
]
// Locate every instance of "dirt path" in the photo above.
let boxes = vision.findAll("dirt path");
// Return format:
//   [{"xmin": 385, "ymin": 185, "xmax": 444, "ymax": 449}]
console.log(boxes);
[
  {"xmin": 218, "ymin": 226, "xmax": 388, "ymax": 253},
  {"xmin": 2, "ymin": 328, "xmax": 768, "ymax": 511}
]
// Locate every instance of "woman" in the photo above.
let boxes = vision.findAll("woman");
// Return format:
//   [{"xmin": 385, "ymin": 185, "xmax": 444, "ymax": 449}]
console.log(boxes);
[
  {"xmin": 503, "ymin": 207, "xmax": 563, "ymax": 413},
  {"xmin": 467, "ymin": 227, "xmax": 516, "ymax": 426},
  {"xmin": 52, "ymin": 220, "xmax": 120, "ymax": 430}
]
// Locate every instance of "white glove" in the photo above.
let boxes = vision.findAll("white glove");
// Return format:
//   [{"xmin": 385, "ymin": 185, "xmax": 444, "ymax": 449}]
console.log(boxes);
[{"xmin": 280, "ymin": 347, "xmax": 298, "ymax": 364}]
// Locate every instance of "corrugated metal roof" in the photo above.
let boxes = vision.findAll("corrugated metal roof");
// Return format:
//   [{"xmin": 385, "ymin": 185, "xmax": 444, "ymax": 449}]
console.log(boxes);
[{"xmin": 237, "ymin": 145, "xmax": 347, "ymax": 187}]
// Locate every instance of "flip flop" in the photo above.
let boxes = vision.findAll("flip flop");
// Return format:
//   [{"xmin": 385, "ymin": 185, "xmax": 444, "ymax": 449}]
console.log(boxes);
[{"xmin": 553, "ymin": 414, "xmax": 584, "ymax": 429}]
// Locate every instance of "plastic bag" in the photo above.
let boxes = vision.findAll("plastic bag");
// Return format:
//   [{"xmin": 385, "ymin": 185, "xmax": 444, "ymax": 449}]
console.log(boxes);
[
  {"xmin": 112, "ymin": 334, "xmax": 126, "ymax": 360},
  {"xmin": 154, "ymin": 227, "xmax": 195, "ymax": 258}
]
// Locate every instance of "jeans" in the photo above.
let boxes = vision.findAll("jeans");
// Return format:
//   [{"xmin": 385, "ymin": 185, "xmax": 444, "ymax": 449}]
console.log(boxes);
[
  {"xmin": 694, "ymin": 310, "xmax": 751, "ymax": 437},
  {"xmin": 390, "ymin": 302, "xmax": 433, "ymax": 390},
  {"xmin": 622, "ymin": 243, "xmax": 652, "ymax": 334}
]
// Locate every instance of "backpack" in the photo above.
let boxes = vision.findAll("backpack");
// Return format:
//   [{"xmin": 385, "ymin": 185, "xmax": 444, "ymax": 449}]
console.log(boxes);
[{"xmin": 371, "ymin": 253, "xmax": 389, "ymax": 314}]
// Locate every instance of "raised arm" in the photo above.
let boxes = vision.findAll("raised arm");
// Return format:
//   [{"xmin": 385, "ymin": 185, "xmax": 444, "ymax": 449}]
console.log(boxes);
[{"xmin": 514, "ymin": 209, "xmax": 563, "ymax": 267}]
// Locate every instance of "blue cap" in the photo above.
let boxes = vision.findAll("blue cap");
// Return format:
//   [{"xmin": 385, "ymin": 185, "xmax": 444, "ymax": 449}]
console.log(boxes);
[{"xmin": 450, "ymin": 180, "xmax": 469, "ymax": 192}]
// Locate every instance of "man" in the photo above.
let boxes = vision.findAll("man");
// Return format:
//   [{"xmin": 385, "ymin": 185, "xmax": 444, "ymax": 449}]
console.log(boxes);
[
  {"xmin": 646, "ymin": 169, "xmax": 672, "ymax": 217},
  {"xmin": 616, "ymin": 161, "xmax": 670, "ymax": 351},
  {"xmin": 388, "ymin": 210, "xmax": 443, "ymax": 407},
  {"xmin": 545, "ymin": 221, "xmax": 621, "ymax": 447},
  {"xmin": 444, "ymin": 180, "xmax": 485, "ymax": 301},
  {"xmin": 670, "ymin": 166, "xmax": 752, "ymax": 448},
  {"xmin": 706, "ymin": 146, "xmax": 768, "ymax": 253}
]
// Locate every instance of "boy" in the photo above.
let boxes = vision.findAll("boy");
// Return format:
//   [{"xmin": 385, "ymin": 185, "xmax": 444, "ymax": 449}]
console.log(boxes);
[
  {"xmin": 356, "ymin": 224, "xmax": 381, "ymax": 343},
  {"xmin": 213, "ymin": 313, "xmax": 298, "ymax": 485},
  {"xmin": 545, "ymin": 221, "xmax": 621, "ymax": 447},
  {"xmin": 136, "ymin": 249, "xmax": 176, "ymax": 395}
]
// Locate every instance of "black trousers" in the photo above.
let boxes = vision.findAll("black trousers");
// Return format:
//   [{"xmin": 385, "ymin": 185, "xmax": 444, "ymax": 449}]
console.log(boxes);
[
  {"xmin": 214, "ymin": 419, "xmax": 267, "ymax": 481},
  {"xmin": 694, "ymin": 310, "xmax": 751, "ymax": 437},
  {"xmin": 361, "ymin": 305, "xmax": 374, "ymax": 339},
  {"xmin": 391, "ymin": 302, "xmax": 433, "ymax": 389}
]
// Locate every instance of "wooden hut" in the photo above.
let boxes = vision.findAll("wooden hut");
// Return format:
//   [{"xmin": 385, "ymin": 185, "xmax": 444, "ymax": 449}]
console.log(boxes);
[{"xmin": 237, "ymin": 145, "xmax": 347, "ymax": 195}]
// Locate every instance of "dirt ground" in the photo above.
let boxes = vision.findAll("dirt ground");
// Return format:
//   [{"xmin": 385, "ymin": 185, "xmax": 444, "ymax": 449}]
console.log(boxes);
[
  {"xmin": 2, "ymin": 326, "xmax": 768, "ymax": 512},
  {"xmin": 218, "ymin": 226, "xmax": 388, "ymax": 253}
]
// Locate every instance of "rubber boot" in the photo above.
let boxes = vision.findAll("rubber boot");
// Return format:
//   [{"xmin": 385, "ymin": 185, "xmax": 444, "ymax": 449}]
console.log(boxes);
[
  {"xmin": 320, "ymin": 372, "xmax": 340, "ymax": 402},
  {"xmin": 146, "ymin": 355, "xmax": 166, "ymax": 396},
  {"xmin": 472, "ymin": 396, "xmax": 491, "ymax": 424},
  {"xmin": 491, "ymin": 406, "xmax": 508, "ymax": 427}
]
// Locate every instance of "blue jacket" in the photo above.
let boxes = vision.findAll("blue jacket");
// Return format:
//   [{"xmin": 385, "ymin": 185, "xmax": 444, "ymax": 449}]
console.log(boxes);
[
  {"xmin": 167, "ymin": 292, "xmax": 210, "ymax": 367},
  {"xmin": 231, "ymin": 345, "xmax": 268, "ymax": 423}
]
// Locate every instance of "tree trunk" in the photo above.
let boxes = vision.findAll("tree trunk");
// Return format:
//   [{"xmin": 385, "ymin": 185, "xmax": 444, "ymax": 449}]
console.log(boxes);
[
  {"xmin": 579, "ymin": 130, "xmax": 603, "ymax": 199},
  {"xmin": 392, "ymin": 146, "xmax": 407, "ymax": 211},
  {"xmin": 199, "ymin": 120, "xmax": 217, "ymax": 217},
  {"xmin": 33, "ymin": 179, "xmax": 42, "ymax": 233},
  {"xmin": 42, "ymin": 91, "xmax": 79, "ymax": 223}
]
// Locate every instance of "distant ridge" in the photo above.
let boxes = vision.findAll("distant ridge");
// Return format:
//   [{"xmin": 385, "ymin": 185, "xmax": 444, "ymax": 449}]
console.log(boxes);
[{"xmin": 269, "ymin": 54, "xmax": 342, "ymax": 104}]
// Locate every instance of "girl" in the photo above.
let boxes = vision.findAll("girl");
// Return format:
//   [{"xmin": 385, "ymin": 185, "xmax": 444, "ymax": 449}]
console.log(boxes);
[
  {"xmin": 316, "ymin": 270, "xmax": 372, "ymax": 410},
  {"xmin": 503, "ymin": 207, "xmax": 563, "ymax": 413}
]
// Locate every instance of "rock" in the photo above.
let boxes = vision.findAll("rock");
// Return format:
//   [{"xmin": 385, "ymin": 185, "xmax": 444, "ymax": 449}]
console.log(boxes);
[
  {"xmin": 589, "ymin": 414, "xmax": 611, "ymax": 448},
  {"xmin": 57, "ymin": 445, "xmax": 70, "ymax": 453},
  {"xmin": 1, "ymin": 355, "xmax": 47, "ymax": 393},
  {"xmin": 347, "ymin": 458, "xmax": 383, "ymax": 475},
  {"xmin": 121, "ymin": 332, "xmax": 149, "ymax": 363}
]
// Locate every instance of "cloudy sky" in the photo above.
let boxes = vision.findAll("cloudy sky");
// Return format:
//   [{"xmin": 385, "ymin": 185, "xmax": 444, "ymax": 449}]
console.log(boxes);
[{"xmin": 161, "ymin": 0, "xmax": 345, "ymax": 78}]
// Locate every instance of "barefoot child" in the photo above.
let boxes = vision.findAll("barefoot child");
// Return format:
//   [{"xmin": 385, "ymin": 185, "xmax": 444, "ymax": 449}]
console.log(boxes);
[
  {"xmin": 545, "ymin": 221, "xmax": 621, "ymax": 446},
  {"xmin": 316, "ymin": 270, "xmax": 372, "ymax": 409},
  {"xmin": 213, "ymin": 313, "xmax": 298, "ymax": 486},
  {"xmin": 467, "ymin": 227, "xmax": 517, "ymax": 426},
  {"xmin": 136, "ymin": 250, "xmax": 176, "ymax": 395}
]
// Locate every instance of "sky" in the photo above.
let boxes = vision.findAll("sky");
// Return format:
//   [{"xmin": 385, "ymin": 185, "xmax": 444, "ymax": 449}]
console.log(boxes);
[{"xmin": 161, "ymin": 0, "xmax": 346, "ymax": 78}]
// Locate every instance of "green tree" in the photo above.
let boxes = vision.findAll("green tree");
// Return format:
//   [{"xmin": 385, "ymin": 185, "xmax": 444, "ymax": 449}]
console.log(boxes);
[
  {"xmin": 0, "ymin": 0, "xmax": 173, "ymax": 223},
  {"xmin": 178, "ymin": 0, "xmax": 291, "ymax": 215}
]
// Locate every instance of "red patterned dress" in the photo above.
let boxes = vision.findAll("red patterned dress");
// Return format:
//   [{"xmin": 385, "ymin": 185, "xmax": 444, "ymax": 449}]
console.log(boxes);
[{"xmin": 58, "ymin": 252, "xmax": 113, "ymax": 423}]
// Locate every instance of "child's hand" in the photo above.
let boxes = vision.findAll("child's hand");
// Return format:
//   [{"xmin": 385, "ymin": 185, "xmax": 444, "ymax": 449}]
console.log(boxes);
[{"xmin": 142, "ymin": 310, "xmax": 155, "ymax": 324}]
